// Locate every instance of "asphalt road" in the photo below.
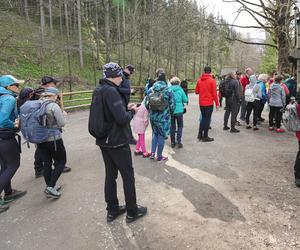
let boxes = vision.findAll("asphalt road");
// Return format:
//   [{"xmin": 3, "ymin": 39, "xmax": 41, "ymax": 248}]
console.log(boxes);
[{"xmin": 0, "ymin": 94, "xmax": 299, "ymax": 250}]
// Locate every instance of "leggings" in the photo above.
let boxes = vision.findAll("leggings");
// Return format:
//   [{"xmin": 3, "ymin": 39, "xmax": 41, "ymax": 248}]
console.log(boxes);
[{"xmin": 135, "ymin": 134, "xmax": 147, "ymax": 153}]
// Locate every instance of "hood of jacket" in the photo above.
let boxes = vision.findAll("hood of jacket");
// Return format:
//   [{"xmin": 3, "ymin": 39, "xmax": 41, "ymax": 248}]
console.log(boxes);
[
  {"xmin": 199, "ymin": 73, "xmax": 212, "ymax": 81},
  {"xmin": 270, "ymin": 82, "xmax": 281, "ymax": 91},
  {"xmin": 249, "ymin": 75, "xmax": 257, "ymax": 88},
  {"xmin": 0, "ymin": 86, "xmax": 15, "ymax": 96},
  {"xmin": 153, "ymin": 80, "xmax": 168, "ymax": 92},
  {"xmin": 170, "ymin": 85, "xmax": 182, "ymax": 93}
]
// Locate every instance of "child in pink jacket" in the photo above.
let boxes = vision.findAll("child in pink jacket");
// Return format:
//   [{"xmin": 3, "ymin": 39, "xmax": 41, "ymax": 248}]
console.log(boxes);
[{"xmin": 132, "ymin": 102, "xmax": 151, "ymax": 157}]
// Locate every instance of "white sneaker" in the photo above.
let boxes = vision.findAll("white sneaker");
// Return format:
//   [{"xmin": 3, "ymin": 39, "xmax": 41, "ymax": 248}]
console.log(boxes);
[{"xmin": 44, "ymin": 187, "xmax": 61, "ymax": 198}]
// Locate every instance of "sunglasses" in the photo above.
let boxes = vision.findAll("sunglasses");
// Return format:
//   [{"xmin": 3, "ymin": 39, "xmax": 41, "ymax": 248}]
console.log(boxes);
[{"xmin": 11, "ymin": 83, "xmax": 20, "ymax": 87}]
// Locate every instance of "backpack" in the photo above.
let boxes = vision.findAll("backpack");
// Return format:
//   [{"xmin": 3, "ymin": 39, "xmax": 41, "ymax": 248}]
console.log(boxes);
[
  {"xmin": 219, "ymin": 79, "xmax": 233, "ymax": 98},
  {"xmin": 147, "ymin": 88, "xmax": 167, "ymax": 111},
  {"xmin": 282, "ymin": 102, "xmax": 300, "ymax": 132},
  {"xmin": 245, "ymin": 85, "xmax": 255, "ymax": 102},
  {"xmin": 88, "ymin": 85, "xmax": 108, "ymax": 138},
  {"xmin": 20, "ymin": 100, "xmax": 54, "ymax": 143}
]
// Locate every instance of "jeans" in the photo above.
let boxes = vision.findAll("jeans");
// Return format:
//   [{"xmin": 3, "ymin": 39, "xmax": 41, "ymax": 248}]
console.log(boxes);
[
  {"xmin": 294, "ymin": 142, "xmax": 300, "ymax": 179},
  {"xmin": 151, "ymin": 133, "xmax": 165, "ymax": 158},
  {"xmin": 246, "ymin": 100, "xmax": 260, "ymax": 126},
  {"xmin": 0, "ymin": 138, "xmax": 20, "ymax": 194},
  {"xmin": 170, "ymin": 115, "xmax": 183, "ymax": 144},
  {"xmin": 224, "ymin": 101, "xmax": 239, "ymax": 128},
  {"xmin": 240, "ymin": 96, "xmax": 247, "ymax": 120},
  {"xmin": 100, "ymin": 145, "xmax": 137, "ymax": 216},
  {"xmin": 269, "ymin": 106, "xmax": 283, "ymax": 128},
  {"xmin": 135, "ymin": 134, "xmax": 146, "ymax": 153},
  {"xmin": 37, "ymin": 139, "xmax": 66, "ymax": 188},
  {"xmin": 199, "ymin": 105, "xmax": 213, "ymax": 138}
]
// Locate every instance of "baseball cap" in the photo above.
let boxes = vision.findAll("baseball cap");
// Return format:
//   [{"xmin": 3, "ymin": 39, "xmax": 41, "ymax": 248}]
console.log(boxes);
[
  {"xmin": 0, "ymin": 75, "xmax": 24, "ymax": 88},
  {"xmin": 103, "ymin": 62, "xmax": 123, "ymax": 78},
  {"xmin": 41, "ymin": 76, "xmax": 59, "ymax": 85}
]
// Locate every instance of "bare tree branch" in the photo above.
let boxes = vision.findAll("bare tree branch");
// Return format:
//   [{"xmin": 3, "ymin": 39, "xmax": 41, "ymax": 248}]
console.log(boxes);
[
  {"xmin": 0, "ymin": 32, "xmax": 14, "ymax": 50},
  {"xmin": 226, "ymin": 36, "xmax": 278, "ymax": 49}
]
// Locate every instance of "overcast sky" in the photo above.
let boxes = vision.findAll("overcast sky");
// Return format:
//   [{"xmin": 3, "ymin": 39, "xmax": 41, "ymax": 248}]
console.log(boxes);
[{"xmin": 198, "ymin": 0, "xmax": 266, "ymax": 40}]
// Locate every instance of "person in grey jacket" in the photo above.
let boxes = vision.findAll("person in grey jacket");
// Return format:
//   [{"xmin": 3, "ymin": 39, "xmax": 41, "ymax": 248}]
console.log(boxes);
[
  {"xmin": 268, "ymin": 74, "xmax": 286, "ymax": 132},
  {"xmin": 245, "ymin": 75, "xmax": 261, "ymax": 130},
  {"xmin": 37, "ymin": 87, "xmax": 67, "ymax": 198},
  {"xmin": 223, "ymin": 72, "xmax": 241, "ymax": 133}
]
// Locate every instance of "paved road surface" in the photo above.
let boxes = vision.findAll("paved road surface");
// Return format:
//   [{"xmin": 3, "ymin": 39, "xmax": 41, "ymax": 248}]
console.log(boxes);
[{"xmin": 0, "ymin": 94, "xmax": 299, "ymax": 250}]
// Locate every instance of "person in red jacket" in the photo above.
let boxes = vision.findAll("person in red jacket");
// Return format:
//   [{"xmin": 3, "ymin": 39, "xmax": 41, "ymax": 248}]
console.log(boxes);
[
  {"xmin": 195, "ymin": 66, "xmax": 219, "ymax": 142},
  {"xmin": 294, "ymin": 99, "xmax": 300, "ymax": 187},
  {"xmin": 239, "ymin": 68, "xmax": 253, "ymax": 121}
]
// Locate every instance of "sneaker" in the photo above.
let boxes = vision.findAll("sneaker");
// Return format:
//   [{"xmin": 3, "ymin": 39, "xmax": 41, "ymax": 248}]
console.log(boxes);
[
  {"xmin": 253, "ymin": 126, "xmax": 259, "ymax": 131},
  {"xmin": 44, "ymin": 187, "xmax": 61, "ymax": 199},
  {"xmin": 54, "ymin": 185, "xmax": 62, "ymax": 191},
  {"xmin": 268, "ymin": 127, "xmax": 274, "ymax": 131},
  {"xmin": 295, "ymin": 178, "xmax": 300, "ymax": 188},
  {"xmin": 107, "ymin": 205, "xmax": 126, "ymax": 222},
  {"xmin": 171, "ymin": 143, "xmax": 176, "ymax": 148},
  {"xmin": 230, "ymin": 128, "xmax": 240, "ymax": 133},
  {"xmin": 276, "ymin": 128, "xmax": 285, "ymax": 133},
  {"xmin": 223, "ymin": 126, "xmax": 230, "ymax": 131},
  {"xmin": 156, "ymin": 156, "xmax": 168, "ymax": 162},
  {"xmin": 134, "ymin": 151, "xmax": 143, "ymax": 156},
  {"xmin": 202, "ymin": 137, "xmax": 214, "ymax": 142},
  {"xmin": 0, "ymin": 204, "xmax": 9, "ymax": 213},
  {"xmin": 62, "ymin": 166, "xmax": 71, "ymax": 173},
  {"xmin": 126, "ymin": 205, "xmax": 147, "ymax": 223},
  {"xmin": 149, "ymin": 153, "xmax": 155, "ymax": 160},
  {"xmin": 177, "ymin": 143, "xmax": 183, "ymax": 148},
  {"xmin": 4, "ymin": 190, "xmax": 27, "ymax": 202},
  {"xmin": 142, "ymin": 152, "xmax": 151, "ymax": 158},
  {"xmin": 35, "ymin": 170, "xmax": 44, "ymax": 178},
  {"xmin": 246, "ymin": 125, "xmax": 252, "ymax": 129}
]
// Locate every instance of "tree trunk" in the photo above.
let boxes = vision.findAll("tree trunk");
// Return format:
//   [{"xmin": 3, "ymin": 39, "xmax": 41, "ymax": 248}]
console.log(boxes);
[
  {"xmin": 95, "ymin": 0, "xmax": 100, "ymax": 65},
  {"xmin": 122, "ymin": 0, "xmax": 126, "ymax": 66},
  {"xmin": 49, "ymin": 0, "xmax": 53, "ymax": 36},
  {"xmin": 104, "ymin": 0, "xmax": 111, "ymax": 63},
  {"xmin": 117, "ymin": 3, "xmax": 121, "ymax": 64},
  {"xmin": 77, "ymin": 0, "xmax": 84, "ymax": 68},
  {"xmin": 39, "ymin": 0, "xmax": 45, "ymax": 73},
  {"xmin": 24, "ymin": 0, "xmax": 30, "ymax": 23}
]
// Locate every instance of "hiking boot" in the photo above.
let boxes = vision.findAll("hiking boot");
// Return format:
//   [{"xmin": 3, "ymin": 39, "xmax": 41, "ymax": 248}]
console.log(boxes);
[
  {"xmin": 202, "ymin": 137, "xmax": 214, "ymax": 142},
  {"xmin": 4, "ymin": 190, "xmax": 27, "ymax": 202},
  {"xmin": 62, "ymin": 166, "xmax": 71, "ymax": 173},
  {"xmin": 246, "ymin": 125, "xmax": 252, "ymax": 129},
  {"xmin": 143, "ymin": 152, "xmax": 151, "ymax": 158},
  {"xmin": 177, "ymin": 143, "xmax": 183, "ymax": 148},
  {"xmin": 295, "ymin": 178, "xmax": 300, "ymax": 188},
  {"xmin": 253, "ymin": 126, "xmax": 259, "ymax": 131},
  {"xmin": 134, "ymin": 151, "xmax": 143, "ymax": 156},
  {"xmin": 0, "ymin": 204, "xmax": 9, "ymax": 213},
  {"xmin": 171, "ymin": 143, "xmax": 176, "ymax": 148},
  {"xmin": 156, "ymin": 156, "xmax": 168, "ymax": 162},
  {"xmin": 126, "ymin": 205, "xmax": 147, "ymax": 223},
  {"xmin": 107, "ymin": 205, "xmax": 126, "ymax": 222},
  {"xmin": 230, "ymin": 128, "xmax": 240, "ymax": 133},
  {"xmin": 35, "ymin": 170, "xmax": 44, "ymax": 178},
  {"xmin": 44, "ymin": 187, "xmax": 61, "ymax": 199},
  {"xmin": 223, "ymin": 126, "xmax": 230, "ymax": 131}
]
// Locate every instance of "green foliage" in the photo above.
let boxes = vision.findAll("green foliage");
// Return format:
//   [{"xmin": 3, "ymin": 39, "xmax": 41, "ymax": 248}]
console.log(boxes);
[{"xmin": 259, "ymin": 45, "xmax": 277, "ymax": 74}]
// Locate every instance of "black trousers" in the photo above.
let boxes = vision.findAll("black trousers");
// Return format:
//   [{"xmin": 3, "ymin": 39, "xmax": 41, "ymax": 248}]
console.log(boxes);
[
  {"xmin": 171, "ymin": 115, "xmax": 184, "ymax": 144},
  {"xmin": 199, "ymin": 105, "xmax": 213, "ymax": 138},
  {"xmin": 246, "ymin": 100, "xmax": 260, "ymax": 126},
  {"xmin": 294, "ymin": 142, "xmax": 300, "ymax": 179},
  {"xmin": 269, "ymin": 106, "xmax": 283, "ymax": 129},
  {"xmin": 257, "ymin": 102, "xmax": 265, "ymax": 119},
  {"xmin": 34, "ymin": 147, "xmax": 44, "ymax": 172},
  {"xmin": 224, "ymin": 101, "xmax": 239, "ymax": 128},
  {"xmin": 37, "ymin": 139, "xmax": 66, "ymax": 188},
  {"xmin": 100, "ymin": 145, "xmax": 137, "ymax": 216},
  {"xmin": 0, "ymin": 138, "xmax": 20, "ymax": 195}
]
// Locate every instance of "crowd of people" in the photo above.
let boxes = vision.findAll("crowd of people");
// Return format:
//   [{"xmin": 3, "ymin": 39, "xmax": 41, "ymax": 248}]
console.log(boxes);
[{"xmin": 0, "ymin": 62, "xmax": 299, "ymax": 224}]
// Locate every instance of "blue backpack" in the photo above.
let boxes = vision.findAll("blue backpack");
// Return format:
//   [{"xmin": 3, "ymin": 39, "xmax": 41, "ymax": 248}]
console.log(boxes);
[{"xmin": 20, "ymin": 100, "xmax": 54, "ymax": 144}]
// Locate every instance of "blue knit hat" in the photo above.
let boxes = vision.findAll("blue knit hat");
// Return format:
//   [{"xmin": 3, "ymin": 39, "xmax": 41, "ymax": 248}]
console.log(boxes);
[
  {"xmin": 44, "ymin": 87, "xmax": 59, "ymax": 95},
  {"xmin": 103, "ymin": 62, "xmax": 123, "ymax": 79},
  {"xmin": 0, "ymin": 75, "xmax": 24, "ymax": 87}
]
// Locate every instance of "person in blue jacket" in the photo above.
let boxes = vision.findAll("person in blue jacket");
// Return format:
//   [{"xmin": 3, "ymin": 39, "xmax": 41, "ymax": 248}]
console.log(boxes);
[
  {"xmin": 257, "ymin": 74, "xmax": 269, "ymax": 122},
  {"xmin": 0, "ymin": 75, "xmax": 27, "ymax": 213},
  {"xmin": 169, "ymin": 77, "xmax": 188, "ymax": 148}
]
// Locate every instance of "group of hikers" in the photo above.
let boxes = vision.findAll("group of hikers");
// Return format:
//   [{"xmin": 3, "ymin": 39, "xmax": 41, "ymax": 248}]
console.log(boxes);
[{"xmin": 0, "ymin": 62, "xmax": 299, "ymax": 224}]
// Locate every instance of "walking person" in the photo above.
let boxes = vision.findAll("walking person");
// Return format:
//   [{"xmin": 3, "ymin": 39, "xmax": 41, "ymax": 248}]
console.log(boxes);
[
  {"xmin": 245, "ymin": 75, "xmax": 261, "ymax": 131},
  {"xmin": 88, "ymin": 62, "xmax": 147, "ymax": 223},
  {"xmin": 195, "ymin": 66, "xmax": 219, "ymax": 142},
  {"xmin": 257, "ymin": 74, "xmax": 269, "ymax": 122},
  {"xmin": 170, "ymin": 77, "xmax": 188, "ymax": 148},
  {"xmin": 133, "ymin": 99, "xmax": 151, "ymax": 158},
  {"xmin": 147, "ymin": 69, "xmax": 175, "ymax": 161},
  {"xmin": 0, "ymin": 75, "xmax": 27, "ymax": 213},
  {"xmin": 268, "ymin": 75, "xmax": 286, "ymax": 132},
  {"xmin": 235, "ymin": 71, "xmax": 243, "ymax": 126},
  {"xmin": 33, "ymin": 76, "xmax": 71, "ymax": 177},
  {"xmin": 222, "ymin": 72, "xmax": 241, "ymax": 133},
  {"xmin": 240, "ymin": 68, "xmax": 254, "ymax": 121}
]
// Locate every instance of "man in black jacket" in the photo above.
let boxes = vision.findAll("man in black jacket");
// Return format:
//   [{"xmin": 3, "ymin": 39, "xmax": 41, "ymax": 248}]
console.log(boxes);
[
  {"xmin": 90, "ymin": 62, "xmax": 147, "ymax": 223},
  {"xmin": 223, "ymin": 72, "xmax": 241, "ymax": 133}
]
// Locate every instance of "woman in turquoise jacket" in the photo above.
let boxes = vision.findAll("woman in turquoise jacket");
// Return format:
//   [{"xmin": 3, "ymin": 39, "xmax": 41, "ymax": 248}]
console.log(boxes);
[
  {"xmin": 0, "ymin": 75, "xmax": 27, "ymax": 213},
  {"xmin": 170, "ymin": 77, "xmax": 188, "ymax": 148}
]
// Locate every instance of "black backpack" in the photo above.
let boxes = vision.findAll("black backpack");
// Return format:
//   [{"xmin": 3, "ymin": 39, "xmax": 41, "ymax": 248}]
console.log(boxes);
[
  {"xmin": 88, "ymin": 86, "xmax": 108, "ymax": 139},
  {"xmin": 219, "ymin": 79, "xmax": 233, "ymax": 98},
  {"xmin": 148, "ymin": 88, "xmax": 167, "ymax": 111}
]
